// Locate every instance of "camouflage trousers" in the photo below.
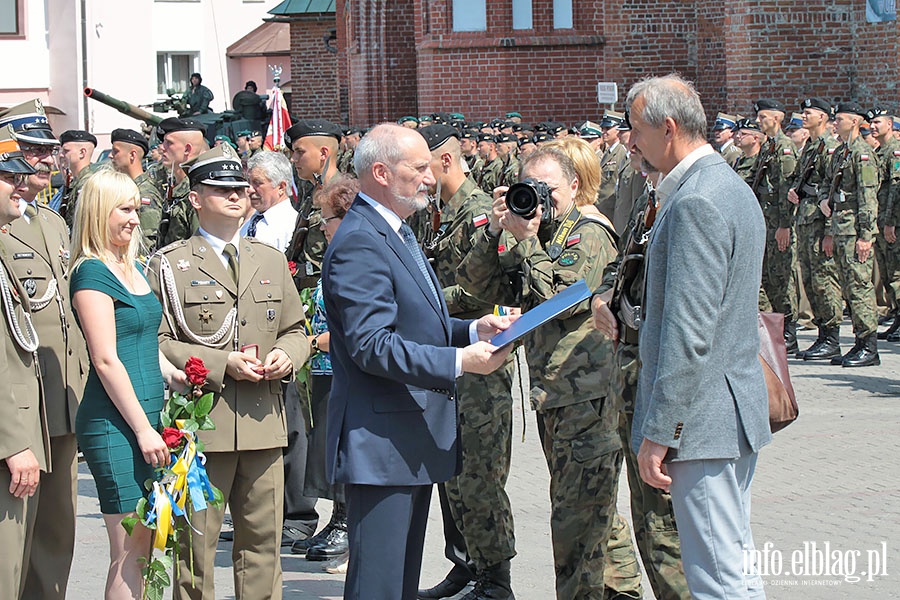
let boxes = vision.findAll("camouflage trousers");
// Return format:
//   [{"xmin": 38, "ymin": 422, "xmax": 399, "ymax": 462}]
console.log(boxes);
[
  {"xmin": 608, "ymin": 343, "xmax": 690, "ymax": 600},
  {"xmin": 833, "ymin": 234, "xmax": 878, "ymax": 336},
  {"xmin": 874, "ymin": 232, "xmax": 900, "ymax": 311},
  {"xmin": 536, "ymin": 397, "xmax": 624, "ymax": 600},
  {"xmin": 761, "ymin": 226, "xmax": 798, "ymax": 321},
  {"xmin": 797, "ymin": 220, "xmax": 843, "ymax": 328},
  {"xmin": 444, "ymin": 361, "xmax": 516, "ymax": 569}
]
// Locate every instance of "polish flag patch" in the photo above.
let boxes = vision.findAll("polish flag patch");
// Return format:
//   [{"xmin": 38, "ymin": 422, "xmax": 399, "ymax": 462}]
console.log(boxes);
[
  {"xmin": 783, "ymin": 148, "xmax": 793, "ymax": 155},
  {"xmin": 472, "ymin": 213, "xmax": 489, "ymax": 228},
  {"xmin": 141, "ymin": 197, "xmax": 151, "ymax": 205},
  {"xmin": 566, "ymin": 233, "xmax": 581, "ymax": 247},
  {"xmin": 861, "ymin": 154, "xmax": 870, "ymax": 161},
  {"xmin": 893, "ymin": 150, "xmax": 900, "ymax": 157},
  {"xmin": 828, "ymin": 148, "xmax": 836, "ymax": 154}
]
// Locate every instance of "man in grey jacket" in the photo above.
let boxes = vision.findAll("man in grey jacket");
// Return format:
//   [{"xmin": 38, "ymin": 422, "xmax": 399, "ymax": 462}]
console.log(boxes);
[{"xmin": 623, "ymin": 75, "xmax": 771, "ymax": 599}]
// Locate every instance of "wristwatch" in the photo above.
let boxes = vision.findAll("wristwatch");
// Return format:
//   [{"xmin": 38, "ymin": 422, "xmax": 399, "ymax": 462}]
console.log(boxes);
[{"xmin": 311, "ymin": 335, "xmax": 319, "ymax": 351}]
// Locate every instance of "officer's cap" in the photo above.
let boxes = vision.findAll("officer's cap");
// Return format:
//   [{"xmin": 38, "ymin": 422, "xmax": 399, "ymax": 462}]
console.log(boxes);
[
  {"xmin": 617, "ymin": 110, "xmax": 632, "ymax": 131},
  {"xmin": 0, "ymin": 99, "xmax": 58, "ymax": 146},
  {"xmin": 800, "ymin": 98, "xmax": 833, "ymax": 119},
  {"xmin": 579, "ymin": 120, "xmax": 602, "ymax": 139},
  {"xmin": 834, "ymin": 102, "xmax": 868, "ymax": 120},
  {"xmin": 785, "ymin": 113, "xmax": 803, "ymax": 131},
  {"xmin": 754, "ymin": 99, "xmax": 786, "ymax": 114},
  {"xmin": 397, "ymin": 116, "xmax": 419, "ymax": 126},
  {"xmin": 59, "ymin": 129, "xmax": 97, "ymax": 146},
  {"xmin": 418, "ymin": 124, "xmax": 460, "ymax": 151},
  {"xmin": 496, "ymin": 133, "xmax": 517, "ymax": 144},
  {"xmin": 285, "ymin": 119, "xmax": 343, "ymax": 144},
  {"xmin": 158, "ymin": 117, "xmax": 208, "ymax": 137},
  {"xmin": 183, "ymin": 144, "xmax": 249, "ymax": 189},
  {"xmin": 734, "ymin": 118, "xmax": 763, "ymax": 133},
  {"xmin": 599, "ymin": 110, "xmax": 625, "ymax": 128},
  {"xmin": 0, "ymin": 125, "xmax": 37, "ymax": 174},
  {"xmin": 476, "ymin": 133, "xmax": 497, "ymax": 144},
  {"xmin": 893, "ymin": 117, "xmax": 900, "ymax": 132},
  {"xmin": 712, "ymin": 113, "xmax": 738, "ymax": 131},
  {"xmin": 110, "ymin": 128, "xmax": 149, "ymax": 154}
]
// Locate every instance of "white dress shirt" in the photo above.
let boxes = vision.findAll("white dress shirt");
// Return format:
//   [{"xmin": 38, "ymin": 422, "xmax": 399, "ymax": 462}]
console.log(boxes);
[{"xmin": 239, "ymin": 198, "xmax": 298, "ymax": 252}]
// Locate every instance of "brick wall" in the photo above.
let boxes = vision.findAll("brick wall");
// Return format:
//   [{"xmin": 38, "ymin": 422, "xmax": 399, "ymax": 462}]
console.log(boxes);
[{"xmin": 289, "ymin": 16, "xmax": 340, "ymax": 122}]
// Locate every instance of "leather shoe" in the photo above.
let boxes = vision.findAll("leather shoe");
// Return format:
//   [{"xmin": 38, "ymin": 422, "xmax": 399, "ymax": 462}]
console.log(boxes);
[
  {"xmin": 842, "ymin": 333, "xmax": 880, "ymax": 367},
  {"xmin": 459, "ymin": 561, "xmax": 514, "ymax": 600},
  {"xmin": 418, "ymin": 565, "xmax": 475, "ymax": 599},
  {"xmin": 291, "ymin": 523, "xmax": 333, "ymax": 555},
  {"xmin": 831, "ymin": 338, "xmax": 859, "ymax": 365},
  {"xmin": 305, "ymin": 526, "xmax": 348, "ymax": 561},
  {"xmin": 219, "ymin": 517, "xmax": 234, "ymax": 542}
]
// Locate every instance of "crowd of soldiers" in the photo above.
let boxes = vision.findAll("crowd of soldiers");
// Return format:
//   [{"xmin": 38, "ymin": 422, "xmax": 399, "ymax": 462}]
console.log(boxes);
[{"xmin": 1, "ymin": 89, "xmax": 896, "ymax": 600}]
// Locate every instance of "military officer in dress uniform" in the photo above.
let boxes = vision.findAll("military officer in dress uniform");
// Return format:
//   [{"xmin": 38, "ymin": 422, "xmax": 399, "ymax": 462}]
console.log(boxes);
[
  {"xmin": 712, "ymin": 113, "xmax": 742, "ymax": 167},
  {"xmin": 0, "ymin": 125, "xmax": 50, "ymax": 600},
  {"xmin": 147, "ymin": 144, "xmax": 309, "ymax": 600},
  {"xmin": 0, "ymin": 100, "xmax": 87, "ymax": 600},
  {"xmin": 108, "ymin": 128, "xmax": 165, "ymax": 252},
  {"xmin": 155, "ymin": 117, "xmax": 209, "ymax": 248},
  {"xmin": 596, "ymin": 110, "xmax": 628, "ymax": 220}
]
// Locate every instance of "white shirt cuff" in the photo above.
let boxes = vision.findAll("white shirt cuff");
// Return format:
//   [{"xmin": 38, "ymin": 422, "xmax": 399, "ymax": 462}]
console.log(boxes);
[{"xmin": 455, "ymin": 320, "xmax": 482, "ymax": 378}]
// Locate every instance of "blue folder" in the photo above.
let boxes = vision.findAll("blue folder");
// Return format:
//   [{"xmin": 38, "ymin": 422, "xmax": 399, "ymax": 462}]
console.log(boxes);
[{"xmin": 490, "ymin": 279, "xmax": 592, "ymax": 348}]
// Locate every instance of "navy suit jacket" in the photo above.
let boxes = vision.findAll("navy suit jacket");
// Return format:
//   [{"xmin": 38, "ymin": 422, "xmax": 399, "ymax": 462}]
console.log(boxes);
[{"xmin": 322, "ymin": 196, "xmax": 471, "ymax": 486}]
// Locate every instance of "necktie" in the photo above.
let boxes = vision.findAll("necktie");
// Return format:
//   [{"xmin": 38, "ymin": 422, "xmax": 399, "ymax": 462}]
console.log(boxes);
[
  {"xmin": 247, "ymin": 212, "xmax": 265, "ymax": 237},
  {"xmin": 24, "ymin": 204, "xmax": 37, "ymax": 220},
  {"xmin": 400, "ymin": 222, "xmax": 441, "ymax": 307},
  {"xmin": 223, "ymin": 243, "xmax": 239, "ymax": 284}
]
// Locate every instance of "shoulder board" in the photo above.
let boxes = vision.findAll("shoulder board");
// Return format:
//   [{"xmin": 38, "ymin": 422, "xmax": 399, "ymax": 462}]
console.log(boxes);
[
  {"xmin": 37, "ymin": 204, "xmax": 64, "ymax": 221},
  {"xmin": 157, "ymin": 239, "xmax": 189, "ymax": 253}
]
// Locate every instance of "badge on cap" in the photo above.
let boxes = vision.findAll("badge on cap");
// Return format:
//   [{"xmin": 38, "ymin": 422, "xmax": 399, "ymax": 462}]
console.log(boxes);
[{"xmin": 177, "ymin": 259, "xmax": 190, "ymax": 271}]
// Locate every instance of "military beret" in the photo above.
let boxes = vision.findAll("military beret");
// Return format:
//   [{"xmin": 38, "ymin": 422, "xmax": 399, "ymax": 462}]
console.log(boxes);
[
  {"xmin": 785, "ymin": 113, "xmax": 803, "ymax": 131},
  {"xmin": 449, "ymin": 112, "xmax": 465, "ymax": 121},
  {"xmin": 419, "ymin": 115, "xmax": 434, "ymax": 123},
  {"xmin": 519, "ymin": 136, "xmax": 537, "ymax": 146},
  {"xmin": 489, "ymin": 118, "xmax": 506, "ymax": 129},
  {"xmin": 183, "ymin": 143, "xmax": 249, "ymax": 189},
  {"xmin": 248, "ymin": 130, "xmax": 262, "ymax": 138},
  {"xmin": 418, "ymin": 124, "xmax": 460, "ymax": 151},
  {"xmin": 533, "ymin": 132, "xmax": 553, "ymax": 144},
  {"xmin": 236, "ymin": 129, "xmax": 252, "ymax": 138},
  {"xmin": 505, "ymin": 111, "xmax": 522, "ymax": 119},
  {"xmin": 450, "ymin": 119, "xmax": 467, "ymax": 129},
  {"xmin": 599, "ymin": 110, "xmax": 625, "ymax": 128},
  {"xmin": 59, "ymin": 129, "xmax": 97, "ymax": 146},
  {"xmin": 754, "ymin": 99, "xmax": 786, "ymax": 114},
  {"xmin": 473, "ymin": 121, "xmax": 487, "ymax": 129},
  {"xmin": 0, "ymin": 125, "xmax": 37, "ymax": 174},
  {"xmin": 476, "ymin": 133, "xmax": 497, "ymax": 144},
  {"xmin": 158, "ymin": 117, "xmax": 208, "ymax": 136},
  {"xmin": 800, "ymin": 98, "xmax": 833, "ymax": 118},
  {"xmin": 867, "ymin": 106, "xmax": 894, "ymax": 121},
  {"xmin": 547, "ymin": 123, "xmax": 567, "ymax": 135},
  {"xmin": 110, "ymin": 128, "xmax": 149, "ymax": 154},
  {"xmin": 459, "ymin": 129, "xmax": 479, "ymax": 140},
  {"xmin": 510, "ymin": 123, "xmax": 523, "ymax": 132},
  {"xmin": 343, "ymin": 127, "xmax": 362, "ymax": 136},
  {"xmin": 579, "ymin": 120, "xmax": 602, "ymax": 139},
  {"xmin": 834, "ymin": 102, "xmax": 868, "ymax": 120},
  {"xmin": 533, "ymin": 122, "xmax": 550, "ymax": 132},
  {"xmin": 432, "ymin": 112, "xmax": 452, "ymax": 125},
  {"xmin": 496, "ymin": 133, "xmax": 517, "ymax": 144},
  {"xmin": 734, "ymin": 118, "xmax": 763, "ymax": 133},
  {"xmin": 398, "ymin": 116, "xmax": 419, "ymax": 125},
  {"xmin": 285, "ymin": 119, "xmax": 343, "ymax": 144},
  {"xmin": 712, "ymin": 113, "xmax": 738, "ymax": 131},
  {"xmin": 0, "ymin": 99, "xmax": 58, "ymax": 145},
  {"xmin": 214, "ymin": 134, "xmax": 238, "ymax": 149}
]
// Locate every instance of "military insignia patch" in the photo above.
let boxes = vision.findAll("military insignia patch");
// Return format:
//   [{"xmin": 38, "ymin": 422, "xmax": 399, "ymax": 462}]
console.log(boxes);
[
  {"xmin": 558, "ymin": 250, "xmax": 581, "ymax": 267},
  {"xmin": 861, "ymin": 154, "xmax": 870, "ymax": 161},
  {"xmin": 23, "ymin": 278, "xmax": 36, "ymax": 297},
  {"xmin": 58, "ymin": 247, "xmax": 69, "ymax": 269},
  {"xmin": 215, "ymin": 290, "xmax": 223, "ymax": 299},
  {"xmin": 893, "ymin": 150, "xmax": 900, "ymax": 157},
  {"xmin": 177, "ymin": 259, "xmax": 190, "ymax": 271},
  {"xmin": 472, "ymin": 214, "xmax": 488, "ymax": 228},
  {"xmin": 497, "ymin": 244, "xmax": 506, "ymax": 253},
  {"xmin": 783, "ymin": 148, "xmax": 792, "ymax": 155},
  {"xmin": 267, "ymin": 308, "xmax": 276, "ymax": 321},
  {"xmin": 566, "ymin": 233, "xmax": 581, "ymax": 247}
]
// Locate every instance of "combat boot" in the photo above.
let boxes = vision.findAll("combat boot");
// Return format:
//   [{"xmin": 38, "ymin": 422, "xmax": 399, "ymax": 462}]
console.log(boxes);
[
  {"xmin": 842, "ymin": 333, "xmax": 880, "ymax": 367},
  {"xmin": 292, "ymin": 502, "xmax": 345, "ymax": 555},
  {"xmin": 830, "ymin": 336, "xmax": 859, "ymax": 365},
  {"xmin": 459, "ymin": 561, "xmax": 514, "ymax": 600},
  {"xmin": 418, "ymin": 564, "xmax": 475, "ymax": 599},
  {"xmin": 783, "ymin": 320, "xmax": 798, "ymax": 354},
  {"xmin": 803, "ymin": 326, "xmax": 841, "ymax": 361},
  {"xmin": 877, "ymin": 314, "xmax": 900, "ymax": 340},
  {"xmin": 305, "ymin": 503, "xmax": 348, "ymax": 561}
]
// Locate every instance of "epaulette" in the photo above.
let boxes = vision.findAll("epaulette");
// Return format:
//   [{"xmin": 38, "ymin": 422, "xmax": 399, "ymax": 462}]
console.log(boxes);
[
  {"xmin": 37, "ymin": 204, "xmax": 65, "ymax": 221},
  {"xmin": 156, "ymin": 239, "xmax": 189, "ymax": 254}
]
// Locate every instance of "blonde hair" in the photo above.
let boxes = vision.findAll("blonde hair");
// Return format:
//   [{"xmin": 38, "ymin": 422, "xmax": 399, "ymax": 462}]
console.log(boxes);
[
  {"xmin": 69, "ymin": 168, "xmax": 143, "ymax": 275},
  {"xmin": 543, "ymin": 137, "xmax": 600, "ymax": 207}
]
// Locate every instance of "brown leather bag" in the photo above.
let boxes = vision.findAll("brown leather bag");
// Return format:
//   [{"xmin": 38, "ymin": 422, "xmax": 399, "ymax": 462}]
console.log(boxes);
[{"xmin": 758, "ymin": 312, "xmax": 799, "ymax": 432}]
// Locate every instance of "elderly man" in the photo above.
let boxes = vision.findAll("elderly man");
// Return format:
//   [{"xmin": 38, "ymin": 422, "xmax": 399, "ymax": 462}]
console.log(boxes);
[
  {"xmin": 613, "ymin": 74, "xmax": 770, "ymax": 600},
  {"xmin": 322, "ymin": 123, "xmax": 513, "ymax": 600},
  {"xmin": 241, "ymin": 151, "xmax": 298, "ymax": 252}
]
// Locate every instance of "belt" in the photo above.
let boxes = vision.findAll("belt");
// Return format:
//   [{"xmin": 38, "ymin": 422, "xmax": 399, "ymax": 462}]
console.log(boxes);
[{"xmin": 620, "ymin": 325, "xmax": 640, "ymax": 345}]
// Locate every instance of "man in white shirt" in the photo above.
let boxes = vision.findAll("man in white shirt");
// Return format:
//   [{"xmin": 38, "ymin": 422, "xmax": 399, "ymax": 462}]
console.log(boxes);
[{"xmin": 241, "ymin": 151, "xmax": 299, "ymax": 252}]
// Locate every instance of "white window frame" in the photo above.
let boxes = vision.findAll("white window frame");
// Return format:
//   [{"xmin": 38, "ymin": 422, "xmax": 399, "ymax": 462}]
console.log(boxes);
[{"xmin": 157, "ymin": 52, "xmax": 200, "ymax": 96}]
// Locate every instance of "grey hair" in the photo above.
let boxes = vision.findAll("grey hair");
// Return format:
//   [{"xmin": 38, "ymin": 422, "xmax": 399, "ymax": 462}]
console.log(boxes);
[
  {"xmin": 247, "ymin": 150, "xmax": 293, "ymax": 188},
  {"xmin": 626, "ymin": 74, "xmax": 707, "ymax": 141},
  {"xmin": 354, "ymin": 123, "xmax": 408, "ymax": 176},
  {"xmin": 519, "ymin": 145, "xmax": 578, "ymax": 185}
]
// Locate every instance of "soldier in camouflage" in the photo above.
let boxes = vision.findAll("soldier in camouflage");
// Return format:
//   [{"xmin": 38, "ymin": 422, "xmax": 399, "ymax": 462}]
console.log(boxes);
[
  {"xmin": 476, "ymin": 133, "xmax": 504, "ymax": 195},
  {"xmin": 753, "ymin": 99, "xmax": 799, "ymax": 351},
  {"xmin": 496, "ymin": 133, "xmax": 520, "ymax": 189},
  {"xmin": 458, "ymin": 145, "xmax": 624, "ymax": 600},
  {"xmin": 868, "ymin": 107, "xmax": 900, "ymax": 342},
  {"xmin": 460, "ymin": 129, "xmax": 483, "ymax": 183},
  {"xmin": 154, "ymin": 117, "xmax": 207, "ymax": 248},
  {"xmin": 818, "ymin": 102, "xmax": 882, "ymax": 367},
  {"xmin": 57, "ymin": 130, "xmax": 100, "ymax": 230},
  {"xmin": 592, "ymin": 144, "xmax": 690, "ymax": 600},
  {"xmin": 788, "ymin": 98, "xmax": 843, "ymax": 360},
  {"xmin": 108, "ymin": 128, "xmax": 165, "ymax": 252},
  {"xmin": 337, "ymin": 127, "xmax": 360, "ymax": 177},
  {"xmin": 415, "ymin": 125, "xmax": 517, "ymax": 600}
]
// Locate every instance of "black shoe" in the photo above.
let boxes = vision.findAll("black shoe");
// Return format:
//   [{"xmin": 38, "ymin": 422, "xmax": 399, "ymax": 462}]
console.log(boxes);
[
  {"xmin": 459, "ymin": 562, "xmax": 514, "ymax": 600},
  {"xmin": 830, "ymin": 337, "xmax": 859, "ymax": 365},
  {"xmin": 418, "ymin": 565, "xmax": 476, "ymax": 599},
  {"xmin": 219, "ymin": 517, "xmax": 234, "ymax": 542},
  {"xmin": 842, "ymin": 333, "xmax": 880, "ymax": 367},
  {"xmin": 783, "ymin": 320, "xmax": 798, "ymax": 354},
  {"xmin": 888, "ymin": 329, "xmax": 900, "ymax": 343},
  {"xmin": 879, "ymin": 311, "xmax": 895, "ymax": 326},
  {"xmin": 281, "ymin": 524, "xmax": 311, "ymax": 547},
  {"xmin": 305, "ymin": 526, "xmax": 348, "ymax": 561},
  {"xmin": 291, "ymin": 523, "xmax": 333, "ymax": 555},
  {"xmin": 796, "ymin": 328, "xmax": 825, "ymax": 359},
  {"xmin": 803, "ymin": 326, "xmax": 841, "ymax": 361},
  {"xmin": 879, "ymin": 315, "xmax": 900, "ymax": 340}
]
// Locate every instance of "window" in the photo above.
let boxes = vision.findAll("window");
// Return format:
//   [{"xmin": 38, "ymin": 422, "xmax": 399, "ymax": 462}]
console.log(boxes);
[
  {"xmin": 0, "ymin": 0, "xmax": 23, "ymax": 36},
  {"xmin": 512, "ymin": 0, "xmax": 532, "ymax": 29},
  {"xmin": 553, "ymin": 0, "xmax": 573, "ymax": 29},
  {"xmin": 157, "ymin": 52, "xmax": 199, "ymax": 96},
  {"xmin": 452, "ymin": 0, "xmax": 486, "ymax": 31}
]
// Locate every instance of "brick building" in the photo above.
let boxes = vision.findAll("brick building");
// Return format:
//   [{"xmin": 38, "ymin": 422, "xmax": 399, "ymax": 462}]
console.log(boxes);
[{"xmin": 329, "ymin": 0, "xmax": 899, "ymax": 128}]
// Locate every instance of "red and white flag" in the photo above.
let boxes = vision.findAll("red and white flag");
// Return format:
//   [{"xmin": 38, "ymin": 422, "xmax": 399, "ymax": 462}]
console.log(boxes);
[{"xmin": 264, "ymin": 87, "xmax": 291, "ymax": 151}]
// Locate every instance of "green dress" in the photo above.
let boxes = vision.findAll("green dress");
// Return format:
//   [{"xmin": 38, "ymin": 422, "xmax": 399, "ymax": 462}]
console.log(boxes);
[{"xmin": 71, "ymin": 259, "xmax": 165, "ymax": 514}]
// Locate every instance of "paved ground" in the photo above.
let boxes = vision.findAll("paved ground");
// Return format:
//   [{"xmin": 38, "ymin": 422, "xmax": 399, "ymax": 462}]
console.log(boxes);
[{"xmin": 68, "ymin": 323, "xmax": 900, "ymax": 599}]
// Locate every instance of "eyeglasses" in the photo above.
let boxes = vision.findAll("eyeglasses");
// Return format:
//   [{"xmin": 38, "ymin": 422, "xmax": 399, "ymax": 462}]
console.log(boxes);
[
  {"xmin": 20, "ymin": 144, "xmax": 60, "ymax": 159},
  {"xmin": 0, "ymin": 173, "xmax": 29, "ymax": 187},
  {"xmin": 319, "ymin": 214, "xmax": 341, "ymax": 227}
]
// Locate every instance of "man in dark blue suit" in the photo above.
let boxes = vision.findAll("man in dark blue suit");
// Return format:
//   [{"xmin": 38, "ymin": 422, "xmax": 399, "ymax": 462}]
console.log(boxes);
[{"xmin": 322, "ymin": 123, "xmax": 514, "ymax": 600}]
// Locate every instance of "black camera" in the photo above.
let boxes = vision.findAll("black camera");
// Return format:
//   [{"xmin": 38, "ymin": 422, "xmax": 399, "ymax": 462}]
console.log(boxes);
[{"xmin": 505, "ymin": 178, "xmax": 553, "ymax": 223}]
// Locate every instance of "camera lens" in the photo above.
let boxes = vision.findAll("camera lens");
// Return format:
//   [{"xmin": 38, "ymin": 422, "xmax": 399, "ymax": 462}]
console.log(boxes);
[{"xmin": 506, "ymin": 181, "xmax": 539, "ymax": 219}]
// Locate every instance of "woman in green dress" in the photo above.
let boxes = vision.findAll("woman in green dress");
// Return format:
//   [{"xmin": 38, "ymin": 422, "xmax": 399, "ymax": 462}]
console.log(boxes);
[{"xmin": 69, "ymin": 169, "xmax": 186, "ymax": 599}]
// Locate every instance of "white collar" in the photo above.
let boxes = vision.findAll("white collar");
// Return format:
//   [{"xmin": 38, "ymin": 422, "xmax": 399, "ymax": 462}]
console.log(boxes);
[
  {"xmin": 198, "ymin": 227, "xmax": 242, "ymax": 259},
  {"xmin": 656, "ymin": 144, "xmax": 716, "ymax": 202},
  {"xmin": 358, "ymin": 191, "xmax": 405, "ymax": 238}
]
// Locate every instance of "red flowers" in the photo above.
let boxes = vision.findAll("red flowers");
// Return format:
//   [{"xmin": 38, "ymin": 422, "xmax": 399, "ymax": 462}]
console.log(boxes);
[
  {"xmin": 184, "ymin": 357, "xmax": 209, "ymax": 387},
  {"xmin": 161, "ymin": 427, "xmax": 184, "ymax": 449},
  {"xmin": 288, "ymin": 260, "xmax": 298, "ymax": 276}
]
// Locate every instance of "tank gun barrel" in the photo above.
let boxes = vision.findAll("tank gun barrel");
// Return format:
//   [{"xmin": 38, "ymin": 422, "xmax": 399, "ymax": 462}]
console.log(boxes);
[{"xmin": 83, "ymin": 87, "xmax": 163, "ymax": 126}]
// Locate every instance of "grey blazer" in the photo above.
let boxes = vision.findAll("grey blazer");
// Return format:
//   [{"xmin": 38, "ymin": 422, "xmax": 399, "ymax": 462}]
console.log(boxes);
[{"xmin": 634, "ymin": 152, "xmax": 772, "ymax": 461}]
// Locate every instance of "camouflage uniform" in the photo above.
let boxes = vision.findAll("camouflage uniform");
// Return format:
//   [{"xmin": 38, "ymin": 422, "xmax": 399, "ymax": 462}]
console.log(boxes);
[
  {"xmin": 793, "ymin": 135, "xmax": 843, "ymax": 328},
  {"xmin": 134, "ymin": 171, "xmax": 165, "ymax": 252},
  {"xmin": 337, "ymin": 148, "xmax": 356, "ymax": 177},
  {"xmin": 478, "ymin": 156, "xmax": 504, "ymax": 195},
  {"xmin": 593, "ymin": 189, "xmax": 690, "ymax": 600},
  {"xmin": 465, "ymin": 153, "xmax": 484, "ymax": 183},
  {"xmin": 874, "ymin": 136, "xmax": 900, "ymax": 310},
  {"xmin": 751, "ymin": 131, "xmax": 798, "ymax": 324},
  {"xmin": 498, "ymin": 154, "xmax": 520, "ymax": 189},
  {"xmin": 719, "ymin": 139, "xmax": 743, "ymax": 168},
  {"xmin": 288, "ymin": 180, "xmax": 327, "ymax": 291},
  {"xmin": 431, "ymin": 177, "xmax": 517, "ymax": 571},
  {"xmin": 821, "ymin": 135, "xmax": 881, "ymax": 337},
  {"xmin": 596, "ymin": 143, "xmax": 628, "ymax": 220},
  {"xmin": 158, "ymin": 177, "xmax": 198, "ymax": 248},
  {"xmin": 732, "ymin": 152, "xmax": 757, "ymax": 187},
  {"xmin": 62, "ymin": 162, "xmax": 101, "ymax": 230},
  {"xmin": 458, "ymin": 211, "xmax": 641, "ymax": 600}
]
